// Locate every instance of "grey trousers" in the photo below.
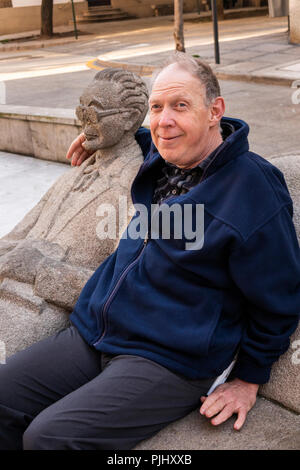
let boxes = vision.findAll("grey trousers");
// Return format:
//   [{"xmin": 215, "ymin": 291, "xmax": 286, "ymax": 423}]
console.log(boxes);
[{"xmin": 0, "ymin": 326, "xmax": 215, "ymax": 450}]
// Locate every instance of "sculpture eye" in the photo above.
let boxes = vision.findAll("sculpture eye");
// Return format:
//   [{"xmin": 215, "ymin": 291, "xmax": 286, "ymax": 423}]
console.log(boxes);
[{"xmin": 86, "ymin": 108, "xmax": 99, "ymax": 124}]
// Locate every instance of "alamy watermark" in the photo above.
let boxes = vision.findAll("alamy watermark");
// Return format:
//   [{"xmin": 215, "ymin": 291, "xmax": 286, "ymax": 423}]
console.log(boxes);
[
  {"xmin": 291, "ymin": 80, "xmax": 300, "ymax": 105},
  {"xmin": 291, "ymin": 339, "xmax": 300, "ymax": 365},
  {"xmin": 0, "ymin": 340, "xmax": 6, "ymax": 364},
  {"xmin": 96, "ymin": 196, "xmax": 204, "ymax": 251},
  {"xmin": 0, "ymin": 81, "xmax": 6, "ymax": 105}
]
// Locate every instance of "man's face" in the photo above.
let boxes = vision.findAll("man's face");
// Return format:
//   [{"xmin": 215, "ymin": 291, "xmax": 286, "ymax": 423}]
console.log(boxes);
[
  {"xmin": 149, "ymin": 64, "xmax": 218, "ymax": 169},
  {"xmin": 77, "ymin": 81, "xmax": 127, "ymax": 153}
]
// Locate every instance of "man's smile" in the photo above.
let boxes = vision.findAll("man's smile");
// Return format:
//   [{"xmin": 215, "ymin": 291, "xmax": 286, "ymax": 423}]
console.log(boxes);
[{"xmin": 158, "ymin": 135, "xmax": 183, "ymax": 142}]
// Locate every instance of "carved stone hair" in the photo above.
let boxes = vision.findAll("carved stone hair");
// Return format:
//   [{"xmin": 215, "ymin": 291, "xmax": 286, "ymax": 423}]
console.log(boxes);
[{"xmin": 93, "ymin": 68, "xmax": 149, "ymax": 132}]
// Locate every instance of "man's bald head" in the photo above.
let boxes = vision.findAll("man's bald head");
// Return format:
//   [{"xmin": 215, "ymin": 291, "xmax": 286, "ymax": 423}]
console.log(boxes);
[{"xmin": 152, "ymin": 53, "xmax": 221, "ymax": 107}]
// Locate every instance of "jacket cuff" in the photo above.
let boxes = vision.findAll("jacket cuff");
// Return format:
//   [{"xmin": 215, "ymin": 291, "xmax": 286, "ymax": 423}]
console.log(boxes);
[{"xmin": 231, "ymin": 358, "xmax": 272, "ymax": 385}]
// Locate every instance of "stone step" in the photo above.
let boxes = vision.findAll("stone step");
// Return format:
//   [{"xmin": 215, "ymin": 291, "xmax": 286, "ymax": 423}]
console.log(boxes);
[
  {"xmin": 82, "ymin": 8, "xmax": 128, "ymax": 17},
  {"xmin": 0, "ymin": 278, "xmax": 45, "ymax": 314},
  {"xmin": 75, "ymin": 5, "xmax": 134, "ymax": 23},
  {"xmin": 75, "ymin": 14, "xmax": 134, "ymax": 24},
  {"xmin": 87, "ymin": 5, "xmax": 115, "ymax": 12},
  {"xmin": 84, "ymin": 5, "xmax": 121, "ymax": 13}
]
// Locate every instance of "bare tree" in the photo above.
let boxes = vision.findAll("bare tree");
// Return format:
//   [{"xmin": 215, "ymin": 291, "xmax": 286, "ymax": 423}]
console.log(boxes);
[
  {"xmin": 0, "ymin": 1, "xmax": 13, "ymax": 7},
  {"xmin": 174, "ymin": 0, "xmax": 185, "ymax": 52},
  {"xmin": 216, "ymin": 0, "xmax": 224, "ymax": 20},
  {"xmin": 41, "ymin": 0, "xmax": 53, "ymax": 38}
]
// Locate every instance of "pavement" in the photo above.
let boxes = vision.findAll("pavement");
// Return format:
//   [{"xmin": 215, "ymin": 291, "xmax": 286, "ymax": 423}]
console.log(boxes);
[
  {"xmin": 0, "ymin": 13, "xmax": 300, "ymax": 86},
  {"xmin": 0, "ymin": 151, "xmax": 68, "ymax": 238}
]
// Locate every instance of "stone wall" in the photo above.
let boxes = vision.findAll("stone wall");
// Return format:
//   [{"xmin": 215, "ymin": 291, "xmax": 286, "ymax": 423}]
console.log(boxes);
[
  {"xmin": 0, "ymin": 1, "xmax": 87, "ymax": 36},
  {"xmin": 0, "ymin": 105, "xmax": 150, "ymax": 162},
  {"xmin": 0, "ymin": 106, "xmax": 81, "ymax": 163}
]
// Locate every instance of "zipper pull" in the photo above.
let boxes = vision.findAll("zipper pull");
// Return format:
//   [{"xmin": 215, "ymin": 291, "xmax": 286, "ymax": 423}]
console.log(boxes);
[{"xmin": 144, "ymin": 233, "xmax": 149, "ymax": 245}]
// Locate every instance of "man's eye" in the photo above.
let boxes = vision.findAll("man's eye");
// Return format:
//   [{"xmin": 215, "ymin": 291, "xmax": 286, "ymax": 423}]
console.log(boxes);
[
  {"xmin": 177, "ymin": 103, "xmax": 187, "ymax": 108},
  {"xmin": 151, "ymin": 104, "xmax": 160, "ymax": 110}
]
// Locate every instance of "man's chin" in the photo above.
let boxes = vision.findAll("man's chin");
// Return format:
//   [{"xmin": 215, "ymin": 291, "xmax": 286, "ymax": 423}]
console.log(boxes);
[{"xmin": 160, "ymin": 152, "xmax": 182, "ymax": 166}]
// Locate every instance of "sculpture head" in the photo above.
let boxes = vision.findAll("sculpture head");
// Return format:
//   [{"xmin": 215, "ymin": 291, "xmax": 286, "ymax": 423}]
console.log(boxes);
[{"xmin": 76, "ymin": 68, "xmax": 149, "ymax": 153}]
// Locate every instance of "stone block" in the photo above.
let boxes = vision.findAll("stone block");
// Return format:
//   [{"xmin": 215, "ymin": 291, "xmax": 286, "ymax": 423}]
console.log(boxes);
[
  {"xmin": 0, "ymin": 278, "xmax": 45, "ymax": 314},
  {"xmin": 34, "ymin": 257, "xmax": 94, "ymax": 311},
  {"xmin": 258, "ymin": 155, "xmax": 300, "ymax": 413},
  {"xmin": 0, "ymin": 105, "xmax": 81, "ymax": 163},
  {"xmin": 0, "ymin": 286, "xmax": 70, "ymax": 357}
]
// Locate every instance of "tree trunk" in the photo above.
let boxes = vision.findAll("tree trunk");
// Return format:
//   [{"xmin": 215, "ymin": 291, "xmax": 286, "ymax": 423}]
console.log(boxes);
[
  {"xmin": 41, "ymin": 0, "xmax": 53, "ymax": 38},
  {"xmin": 174, "ymin": 0, "xmax": 185, "ymax": 52},
  {"xmin": 0, "ymin": 1, "xmax": 13, "ymax": 7},
  {"xmin": 216, "ymin": 0, "xmax": 224, "ymax": 20}
]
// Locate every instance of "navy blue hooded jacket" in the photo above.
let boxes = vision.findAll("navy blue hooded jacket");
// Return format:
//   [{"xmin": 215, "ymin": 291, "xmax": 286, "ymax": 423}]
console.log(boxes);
[{"xmin": 70, "ymin": 117, "xmax": 300, "ymax": 384}]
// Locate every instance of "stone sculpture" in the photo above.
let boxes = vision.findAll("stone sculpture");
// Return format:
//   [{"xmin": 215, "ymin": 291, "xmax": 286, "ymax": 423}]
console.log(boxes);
[{"xmin": 0, "ymin": 68, "xmax": 149, "ymax": 357}]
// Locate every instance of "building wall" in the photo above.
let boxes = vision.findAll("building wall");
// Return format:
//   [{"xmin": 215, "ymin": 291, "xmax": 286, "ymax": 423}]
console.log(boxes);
[
  {"xmin": 289, "ymin": 0, "xmax": 300, "ymax": 44},
  {"xmin": 111, "ymin": 0, "xmax": 198, "ymax": 18},
  {"xmin": 11, "ymin": 0, "xmax": 82, "ymax": 6},
  {"xmin": 0, "ymin": 0, "xmax": 12, "ymax": 7},
  {"xmin": 0, "ymin": 1, "xmax": 87, "ymax": 35},
  {"xmin": 112, "ymin": 0, "xmax": 267, "ymax": 18}
]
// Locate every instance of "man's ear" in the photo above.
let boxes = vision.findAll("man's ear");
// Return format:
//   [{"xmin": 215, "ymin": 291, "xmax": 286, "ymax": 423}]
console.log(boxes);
[
  {"xmin": 123, "ymin": 110, "xmax": 140, "ymax": 131},
  {"xmin": 209, "ymin": 97, "xmax": 225, "ymax": 128}
]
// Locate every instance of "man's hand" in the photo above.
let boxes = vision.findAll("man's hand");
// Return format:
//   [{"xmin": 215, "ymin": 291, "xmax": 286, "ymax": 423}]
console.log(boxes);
[
  {"xmin": 199, "ymin": 378, "xmax": 259, "ymax": 430},
  {"xmin": 66, "ymin": 133, "xmax": 91, "ymax": 166}
]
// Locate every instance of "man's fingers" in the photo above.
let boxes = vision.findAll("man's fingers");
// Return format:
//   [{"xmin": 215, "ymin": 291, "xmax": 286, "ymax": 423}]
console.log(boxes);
[
  {"xmin": 233, "ymin": 408, "xmax": 247, "ymax": 431},
  {"xmin": 66, "ymin": 140, "xmax": 80, "ymax": 160},
  {"xmin": 210, "ymin": 404, "xmax": 235, "ymax": 426},
  {"xmin": 200, "ymin": 396, "xmax": 226, "ymax": 418},
  {"xmin": 71, "ymin": 149, "xmax": 87, "ymax": 166},
  {"xmin": 199, "ymin": 387, "xmax": 224, "ymax": 415},
  {"xmin": 71, "ymin": 151, "xmax": 81, "ymax": 166},
  {"xmin": 66, "ymin": 133, "xmax": 86, "ymax": 160},
  {"xmin": 76, "ymin": 151, "xmax": 90, "ymax": 166}
]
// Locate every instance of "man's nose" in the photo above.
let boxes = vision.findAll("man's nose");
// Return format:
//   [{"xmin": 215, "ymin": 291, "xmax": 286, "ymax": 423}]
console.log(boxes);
[{"xmin": 158, "ymin": 108, "xmax": 175, "ymax": 127}]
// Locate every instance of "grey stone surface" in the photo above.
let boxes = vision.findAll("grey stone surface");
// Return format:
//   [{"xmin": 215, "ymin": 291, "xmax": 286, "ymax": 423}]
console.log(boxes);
[
  {"xmin": 259, "ymin": 154, "xmax": 300, "ymax": 413},
  {"xmin": 135, "ymin": 397, "xmax": 300, "ymax": 450},
  {"xmin": 0, "ymin": 68, "xmax": 149, "ymax": 356},
  {"xmin": 0, "ymin": 285, "xmax": 70, "ymax": 357},
  {"xmin": 34, "ymin": 258, "xmax": 94, "ymax": 311},
  {"xmin": 0, "ymin": 105, "xmax": 81, "ymax": 163}
]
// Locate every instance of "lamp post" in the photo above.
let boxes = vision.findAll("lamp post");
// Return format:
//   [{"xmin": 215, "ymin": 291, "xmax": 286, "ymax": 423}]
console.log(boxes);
[
  {"xmin": 71, "ymin": 0, "xmax": 78, "ymax": 40},
  {"xmin": 211, "ymin": 0, "xmax": 220, "ymax": 64}
]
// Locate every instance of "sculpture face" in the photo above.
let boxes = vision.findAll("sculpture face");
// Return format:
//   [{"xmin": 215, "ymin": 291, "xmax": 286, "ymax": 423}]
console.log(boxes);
[{"xmin": 76, "ymin": 80, "xmax": 129, "ymax": 153}]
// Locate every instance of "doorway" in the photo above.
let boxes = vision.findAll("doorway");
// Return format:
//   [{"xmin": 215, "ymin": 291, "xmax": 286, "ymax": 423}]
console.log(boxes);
[{"xmin": 88, "ymin": 0, "xmax": 111, "ymax": 6}]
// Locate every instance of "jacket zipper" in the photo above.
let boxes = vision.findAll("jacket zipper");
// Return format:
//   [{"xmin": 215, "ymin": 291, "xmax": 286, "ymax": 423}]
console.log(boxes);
[{"xmin": 93, "ymin": 234, "xmax": 149, "ymax": 347}]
